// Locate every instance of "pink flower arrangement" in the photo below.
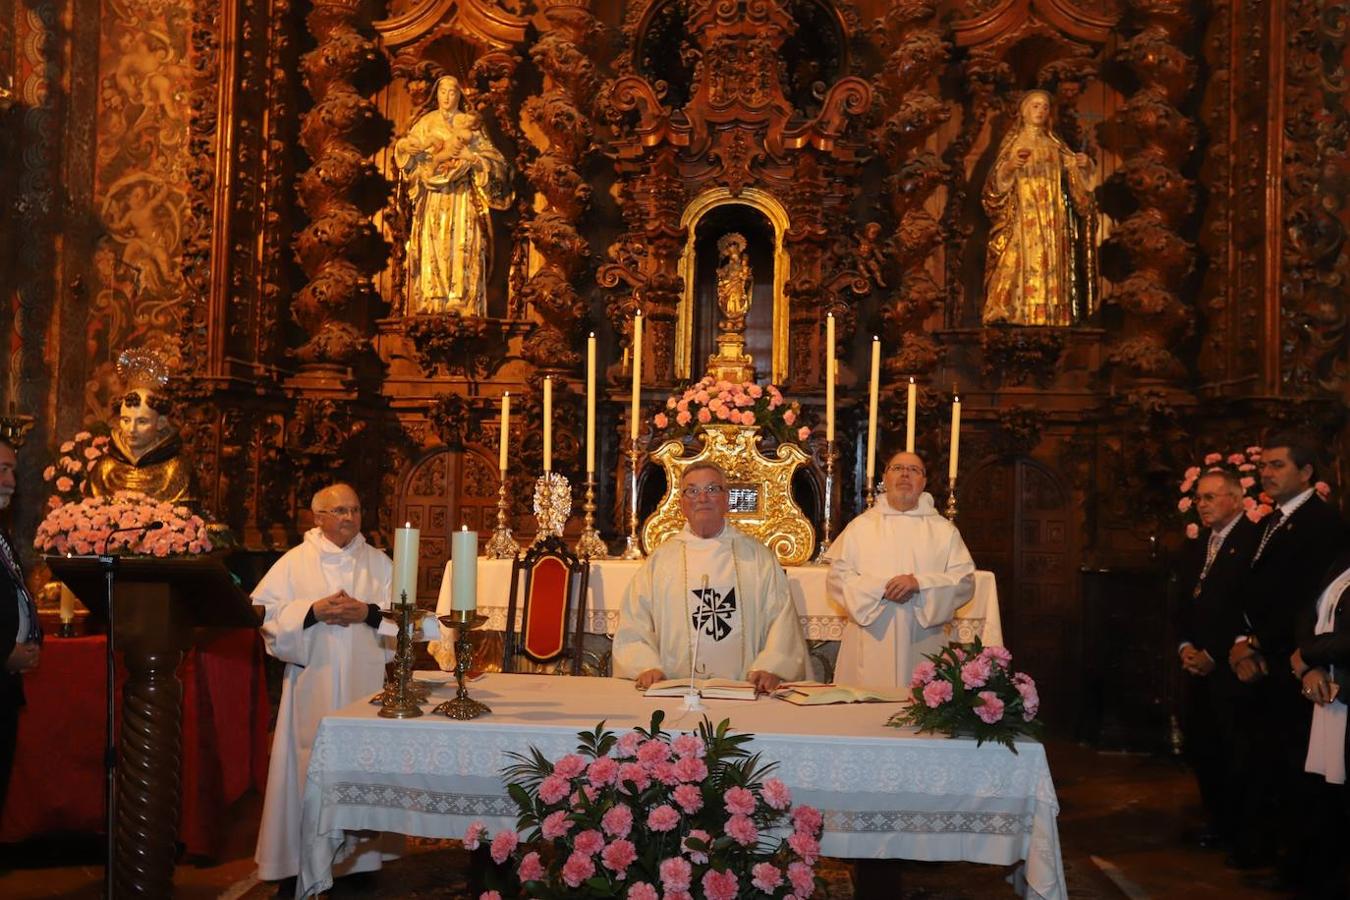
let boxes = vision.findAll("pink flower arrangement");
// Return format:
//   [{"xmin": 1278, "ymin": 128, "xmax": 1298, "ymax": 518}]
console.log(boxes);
[
  {"xmin": 1175, "ymin": 446, "xmax": 1336, "ymax": 538},
  {"xmin": 34, "ymin": 492, "xmax": 213, "ymax": 558},
  {"xmin": 653, "ymin": 376, "xmax": 812, "ymax": 444},
  {"xmin": 478, "ymin": 712, "xmax": 823, "ymax": 897},
  {"xmin": 41, "ymin": 429, "xmax": 111, "ymax": 509},
  {"xmin": 888, "ymin": 638, "xmax": 1044, "ymax": 751}
]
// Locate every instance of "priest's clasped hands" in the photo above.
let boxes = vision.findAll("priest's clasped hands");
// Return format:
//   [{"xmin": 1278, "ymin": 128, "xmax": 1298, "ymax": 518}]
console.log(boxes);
[
  {"xmin": 634, "ymin": 668, "xmax": 784, "ymax": 693},
  {"xmin": 883, "ymin": 574, "xmax": 920, "ymax": 604},
  {"xmin": 311, "ymin": 590, "xmax": 371, "ymax": 626}
]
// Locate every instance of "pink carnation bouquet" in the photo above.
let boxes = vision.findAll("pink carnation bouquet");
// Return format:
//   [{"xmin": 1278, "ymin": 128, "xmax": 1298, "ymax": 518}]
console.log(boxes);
[
  {"xmin": 34, "ymin": 492, "xmax": 214, "ymax": 558},
  {"xmin": 886, "ymin": 638, "xmax": 1043, "ymax": 752},
  {"xmin": 1176, "ymin": 446, "xmax": 1333, "ymax": 539},
  {"xmin": 472, "ymin": 712, "xmax": 823, "ymax": 899},
  {"xmin": 653, "ymin": 376, "xmax": 812, "ymax": 445},
  {"xmin": 41, "ymin": 429, "xmax": 111, "ymax": 510}
]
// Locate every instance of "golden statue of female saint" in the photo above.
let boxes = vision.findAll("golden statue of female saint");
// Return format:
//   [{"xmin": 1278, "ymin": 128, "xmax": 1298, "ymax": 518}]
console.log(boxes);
[
  {"xmin": 85, "ymin": 349, "xmax": 195, "ymax": 503},
  {"xmin": 394, "ymin": 75, "xmax": 513, "ymax": 316},
  {"xmin": 982, "ymin": 90, "xmax": 1098, "ymax": 326},
  {"xmin": 715, "ymin": 232, "xmax": 752, "ymax": 325}
]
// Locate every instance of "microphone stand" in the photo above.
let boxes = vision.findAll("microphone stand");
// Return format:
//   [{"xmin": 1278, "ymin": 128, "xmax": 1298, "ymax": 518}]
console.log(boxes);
[{"xmin": 683, "ymin": 576, "xmax": 707, "ymax": 713}]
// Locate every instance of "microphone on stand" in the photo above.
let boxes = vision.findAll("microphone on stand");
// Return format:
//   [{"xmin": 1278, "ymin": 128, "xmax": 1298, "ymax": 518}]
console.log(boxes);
[
  {"xmin": 96, "ymin": 521, "xmax": 164, "ymax": 558},
  {"xmin": 683, "ymin": 575, "xmax": 708, "ymax": 712}
]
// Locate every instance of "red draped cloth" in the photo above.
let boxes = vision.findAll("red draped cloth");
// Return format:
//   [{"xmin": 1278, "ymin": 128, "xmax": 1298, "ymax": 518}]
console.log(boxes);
[{"xmin": 0, "ymin": 629, "xmax": 270, "ymax": 856}]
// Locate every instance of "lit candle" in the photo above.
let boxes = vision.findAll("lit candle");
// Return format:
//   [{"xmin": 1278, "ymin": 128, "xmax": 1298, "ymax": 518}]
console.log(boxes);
[
  {"xmin": 451, "ymin": 525, "xmax": 477, "ymax": 612},
  {"xmin": 866, "ymin": 336, "xmax": 880, "ymax": 490},
  {"xmin": 949, "ymin": 392, "xmax": 961, "ymax": 481},
  {"xmin": 586, "ymin": 332, "xmax": 596, "ymax": 474},
  {"xmin": 498, "ymin": 392, "xmax": 510, "ymax": 472},
  {"xmin": 825, "ymin": 313, "xmax": 835, "ymax": 442},
  {"xmin": 392, "ymin": 522, "xmax": 420, "ymax": 607},
  {"xmin": 543, "ymin": 376, "xmax": 553, "ymax": 473},
  {"xmin": 905, "ymin": 377, "xmax": 916, "ymax": 453},
  {"xmin": 630, "ymin": 311, "xmax": 643, "ymax": 441},
  {"xmin": 59, "ymin": 583, "xmax": 75, "ymax": 624}
]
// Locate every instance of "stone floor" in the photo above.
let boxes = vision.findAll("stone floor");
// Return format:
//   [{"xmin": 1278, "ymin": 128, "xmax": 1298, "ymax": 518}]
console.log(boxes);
[{"xmin": 0, "ymin": 740, "xmax": 1285, "ymax": 899}]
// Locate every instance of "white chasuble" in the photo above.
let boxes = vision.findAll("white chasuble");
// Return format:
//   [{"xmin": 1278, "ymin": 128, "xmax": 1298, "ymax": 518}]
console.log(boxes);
[
  {"xmin": 253, "ymin": 528, "xmax": 401, "ymax": 881},
  {"xmin": 826, "ymin": 492, "xmax": 976, "ymax": 689},
  {"xmin": 614, "ymin": 524, "xmax": 807, "ymax": 682}
]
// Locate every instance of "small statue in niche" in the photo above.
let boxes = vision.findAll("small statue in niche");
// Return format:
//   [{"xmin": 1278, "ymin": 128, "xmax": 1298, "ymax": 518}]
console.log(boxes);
[
  {"xmin": 715, "ymin": 232, "xmax": 753, "ymax": 327},
  {"xmin": 982, "ymin": 90, "xmax": 1098, "ymax": 327},
  {"xmin": 84, "ymin": 349, "xmax": 195, "ymax": 504},
  {"xmin": 394, "ymin": 75, "xmax": 513, "ymax": 317},
  {"xmin": 855, "ymin": 222, "xmax": 888, "ymax": 288}
]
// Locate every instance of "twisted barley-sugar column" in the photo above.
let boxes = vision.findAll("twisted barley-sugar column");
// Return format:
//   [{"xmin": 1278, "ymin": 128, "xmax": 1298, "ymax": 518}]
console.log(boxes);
[{"xmin": 114, "ymin": 647, "xmax": 184, "ymax": 897}]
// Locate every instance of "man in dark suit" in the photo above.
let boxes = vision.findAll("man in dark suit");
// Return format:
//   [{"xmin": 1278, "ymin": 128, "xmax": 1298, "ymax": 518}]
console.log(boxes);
[
  {"xmin": 1227, "ymin": 433, "xmax": 1349, "ymax": 882},
  {"xmin": 0, "ymin": 436, "xmax": 41, "ymax": 816},
  {"xmin": 1176, "ymin": 468, "xmax": 1258, "ymax": 847}
]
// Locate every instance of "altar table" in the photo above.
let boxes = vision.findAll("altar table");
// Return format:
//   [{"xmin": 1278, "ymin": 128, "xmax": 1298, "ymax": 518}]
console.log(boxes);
[
  {"xmin": 0, "ymin": 629, "xmax": 271, "ymax": 855},
  {"xmin": 436, "ymin": 558, "xmax": 1002, "ymax": 644},
  {"xmin": 298, "ymin": 673, "xmax": 1065, "ymax": 899}
]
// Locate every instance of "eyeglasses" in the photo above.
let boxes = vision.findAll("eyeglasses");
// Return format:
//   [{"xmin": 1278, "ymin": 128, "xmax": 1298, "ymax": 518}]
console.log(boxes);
[
  {"xmin": 885, "ymin": 464, "xmax": 925, "ymax": 477},
  {"xmin": 318, "ymin": 506, "xmax": 361, "ymax": 518},
  {"xmin": 681, "ymin": 484, "xmax": 727, "ymax": 499}
]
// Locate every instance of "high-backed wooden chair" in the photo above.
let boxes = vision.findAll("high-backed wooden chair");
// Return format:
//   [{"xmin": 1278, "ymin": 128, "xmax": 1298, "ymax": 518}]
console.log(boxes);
[{"xmin": 502, "ymin": 535, "xmax": 590, "ymax": 675}]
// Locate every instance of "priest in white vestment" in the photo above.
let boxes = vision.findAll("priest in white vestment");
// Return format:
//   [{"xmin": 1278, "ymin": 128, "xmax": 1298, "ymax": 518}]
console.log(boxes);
[
  {"xmin": 826, "ymin": 450, "xmax": 976, "ymax": 688},
  {"xmin": 614, "ymin": 462, "xmax": 808, "ymax": 693},
  {"xmin": 253, "ymin": 483, "xmax": 401, "ymax": 889}
]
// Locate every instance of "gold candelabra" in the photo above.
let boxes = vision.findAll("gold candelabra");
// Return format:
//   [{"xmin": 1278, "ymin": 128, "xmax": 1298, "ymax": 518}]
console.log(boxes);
[
  {"xmin": 812, "ymin": 438, "xmax": 836, "ymax": 564},
  {"xmin": 485, "ymin": 478, "xmax": 519, "ymax": 559},
  {"xmin": 575, "ymin": 473, "xmax": 608, "ymax": 559},
  {"xmin": 377, "ymin": 594, "xmax": 429, "ymax": 719},
  {"xmin": 621, "ymin": 435, "xmax": 645, "ymax": 559},
  {"xmin": 433, "ymin": 609, "xmax": 491, "ymax": 720}
]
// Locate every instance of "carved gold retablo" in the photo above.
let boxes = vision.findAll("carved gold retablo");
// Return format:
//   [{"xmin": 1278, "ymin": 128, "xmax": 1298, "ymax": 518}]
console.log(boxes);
[{"xmin": 641, "ymin": 424, "xmax": 814, "ymax": 567}]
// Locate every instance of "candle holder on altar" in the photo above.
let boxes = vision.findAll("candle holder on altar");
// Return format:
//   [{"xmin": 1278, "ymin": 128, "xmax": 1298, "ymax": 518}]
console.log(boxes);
[
  {"xmin": 485, "ymin": 479, "xmax": 520, "ymax": 559},
  {"xmin": 812, "ymin": 439, "xmax": 836, "ymax": 564},
  {"xmin": 621, "ymin": 436, "xmax": 645, "ymax": 559},
  {"xmin": 532, "ymin": 471, "xmax": 571, "ymax": 548},
  {"xmin": 944, "ymin": 478, "xmax": 958, "ymax": 522},
  {"xmin": 433, "ymin": 609, "xmax": 491, "ymax": 719},
  {"xmin": 377, "ymin": 594, "xmax": 430, "ymax": 719},
  {"xmin": 575, "ymin": 473, "xmax": 608, "ymax": 559}
]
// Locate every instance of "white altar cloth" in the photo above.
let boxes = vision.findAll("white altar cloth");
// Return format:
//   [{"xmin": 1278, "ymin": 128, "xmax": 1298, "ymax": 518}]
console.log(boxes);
[
  {"xmin": 436, "ymin": 558, "xmax": 1002, "ymax": 644},
  {"xmin": 298, "ymin": 673, "xmax": 1064, "ymax": 899}
]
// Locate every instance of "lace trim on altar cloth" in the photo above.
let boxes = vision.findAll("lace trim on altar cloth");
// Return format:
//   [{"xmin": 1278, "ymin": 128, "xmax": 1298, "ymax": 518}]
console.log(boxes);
[{"xmin": 324, "ymin": 782, "xmax": 1033, "ymax": 837}]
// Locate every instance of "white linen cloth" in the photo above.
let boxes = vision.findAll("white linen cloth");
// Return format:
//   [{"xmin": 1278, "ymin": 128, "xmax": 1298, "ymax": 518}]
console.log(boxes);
[
  {"xmin": 297, "ymin": 673, "xmax": 1066, "ymax": 900},
  {"xmin": 253, "ymin": 528, "xmax": 402, "ymax": 881},
  {"xmin": 1305, "ymin": 569, "xmax": 1350, "ymax": 784},
  {"xmin": 825, "ymin": 493, "xmax": 978, "ymax": 688}
]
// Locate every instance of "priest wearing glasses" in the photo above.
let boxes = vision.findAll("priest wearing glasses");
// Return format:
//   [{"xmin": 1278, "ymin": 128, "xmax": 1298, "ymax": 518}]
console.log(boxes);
[
  {"xmin": 614, "ymin": 462, "xmax": 807, "ymax": 693},
  {"xmin": 826, "ymin": 449, "xmax": 976, "ymax": 688}
]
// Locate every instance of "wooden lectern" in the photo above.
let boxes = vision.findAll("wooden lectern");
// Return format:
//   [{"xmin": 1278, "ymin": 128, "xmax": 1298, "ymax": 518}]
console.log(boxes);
[{"xmin": 49, "ymin": 555, "xmax": 259, "ymax": 898}]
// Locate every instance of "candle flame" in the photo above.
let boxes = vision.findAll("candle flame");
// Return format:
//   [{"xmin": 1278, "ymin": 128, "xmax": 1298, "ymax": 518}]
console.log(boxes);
[{"xmin": 404, "ymin": 521, "xmax": 411, "ymax": 528}]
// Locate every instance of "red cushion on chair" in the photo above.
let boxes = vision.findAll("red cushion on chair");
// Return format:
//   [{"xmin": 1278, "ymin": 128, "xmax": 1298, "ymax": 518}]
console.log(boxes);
[{"xmin": 522, "ymin": 555, "xmax": 570, "ymax": 661}]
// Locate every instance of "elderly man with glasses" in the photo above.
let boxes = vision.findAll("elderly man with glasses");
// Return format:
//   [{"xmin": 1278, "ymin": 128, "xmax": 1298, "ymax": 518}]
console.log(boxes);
[
  {"xmin": 614, "ymin": 461, "xmax": 807, "ymax": 693},
  {"xmin": 825, "ymin": 449, "xmax": 976, "ymax": 689},
  {"xmin": 252, "ymin": 483, "xmax": 401, "ymax": 896}
]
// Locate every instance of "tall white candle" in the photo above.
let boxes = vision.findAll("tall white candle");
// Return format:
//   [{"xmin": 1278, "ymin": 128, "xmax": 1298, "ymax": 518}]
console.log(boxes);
[
  {"xmin": 949, "ymin": 393, "xmax": 962, "ymax": 481},
  {"xmin": 866, "ymin": 336, "xmax": 880, "ymax": 490},
  {"xmin": 498, "ymin": 393, "xmax": 510, "ymax": 472},
  {"xmin": 451, "ymin": 525, "xmax": 477, "ymax": 612},
  {"xmin": 825, "ymin": 313, "xmax": 835, "ymax": 442},
  {"xmin": 392, "ymin": 522, "xmax": 420, "ymax": 607},
  {"xmin": 630, "ymin": 312, "xmax": 643, "ymax": 441},
  {"xmin": 543, "ymin": 376, "xmax": 553, "ymax": 472},
  {"xmin": 905, "ymin": 377, "xmax": 916, "ymax": 453},
  {"xmin": 586, "ymin": 332, "xmax": 596, "ymax": 474}
]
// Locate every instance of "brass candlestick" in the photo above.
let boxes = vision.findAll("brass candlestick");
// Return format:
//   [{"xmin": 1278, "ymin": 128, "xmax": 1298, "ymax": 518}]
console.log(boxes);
[
  {"xmin": 532, "ymin": 471, "xmax": 571, "ymax": 548},
  {"xmin": 433, "ymin": 609, "xmax": 491, "ymax": 719},
  {"xmin": 945, "ymin": 476, "xmax": 958, "ymax": 522},
  {"xmin": 485, "ymin": 477, "xmax": 519, "ymax": 559},
  {"xmin": 377, "ymin": 594, "xmax": 429, "ymax": 719},
  {"xmin": 621, "ymin": 435, "xmax": 645, "ymax": 559},
  {"xmin": 575, "ymin": 473, "xmax": 608, "ymax": 559},
  {"xmin": 812, "ymin": 438, "xmax": 836, "ymax": 564}
]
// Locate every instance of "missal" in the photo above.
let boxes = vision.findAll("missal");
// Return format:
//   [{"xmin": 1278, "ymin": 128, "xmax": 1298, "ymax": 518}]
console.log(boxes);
[
  {"xmin": 642, "ymin": 678, "xmax": 759, "ymax": 700},
  {"xmin": 776, "ymin": 683, "xmax": 909, "ymax": 705}
]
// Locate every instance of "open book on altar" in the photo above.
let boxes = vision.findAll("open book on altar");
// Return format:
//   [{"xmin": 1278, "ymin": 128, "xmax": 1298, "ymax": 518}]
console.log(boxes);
[
  {"xmin": 775, "ymin": 683, "xmax": 909, "ymax": 705},
  {"xmin": 643, "ymin": 678, "xmax": 758, "ymax": 700}
]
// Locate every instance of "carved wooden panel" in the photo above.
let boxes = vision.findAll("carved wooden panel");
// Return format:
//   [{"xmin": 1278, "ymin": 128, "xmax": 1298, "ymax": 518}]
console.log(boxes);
[{"xmin": 397, "ymin": 447, "xmax": 502, "ymax": 603}]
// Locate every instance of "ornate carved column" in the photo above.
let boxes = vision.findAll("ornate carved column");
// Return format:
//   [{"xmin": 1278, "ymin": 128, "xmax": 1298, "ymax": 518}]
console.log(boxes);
[
  {"xmin": 293, "ymin": 0, "xmax": 387, "ymax": 383},
  {"xmin": 1099, "ymin": 0, "xmax": 1198, "ymax": 385}
]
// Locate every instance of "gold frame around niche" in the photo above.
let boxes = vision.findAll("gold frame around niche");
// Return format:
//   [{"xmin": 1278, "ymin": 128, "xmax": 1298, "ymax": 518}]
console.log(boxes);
[{"xmin": 676, "ymin": 188, "xmax": 791, "ymax": 383}]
